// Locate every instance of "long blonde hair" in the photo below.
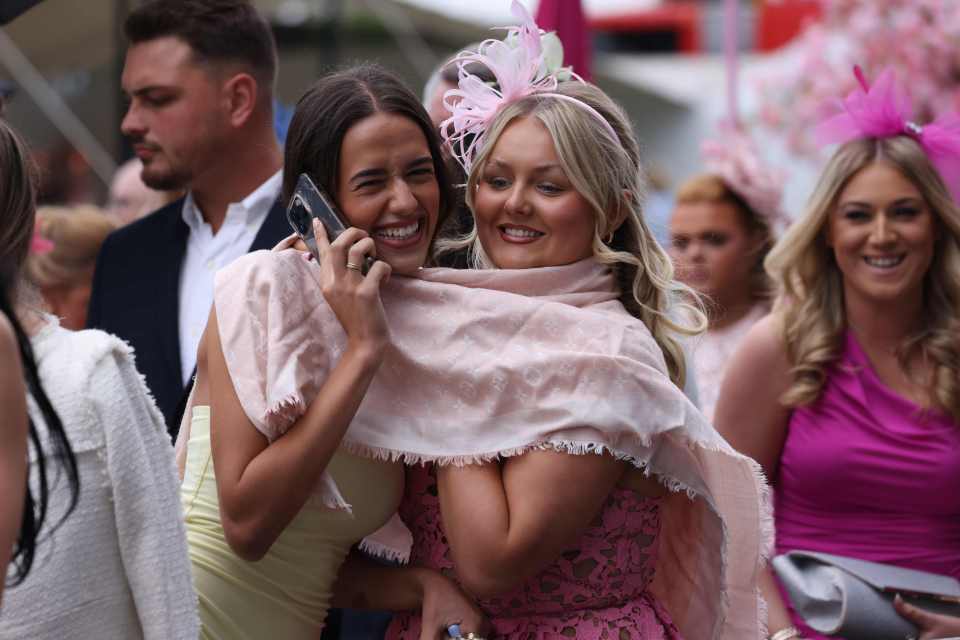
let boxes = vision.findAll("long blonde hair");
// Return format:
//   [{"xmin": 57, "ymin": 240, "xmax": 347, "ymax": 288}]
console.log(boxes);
[
  {"xmin": 766, "ymin": 137, "xmax": 960, "ymax": 421},
  {"xmin": 436, "ymin": 82, "xmax": 706, "ymax": 387}
]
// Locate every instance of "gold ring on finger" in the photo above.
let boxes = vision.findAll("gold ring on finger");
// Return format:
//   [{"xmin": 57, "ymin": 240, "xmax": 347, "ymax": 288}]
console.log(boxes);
[{"xmin": 345, "ymin": 262, "xmax": 363, "ymax": 272}]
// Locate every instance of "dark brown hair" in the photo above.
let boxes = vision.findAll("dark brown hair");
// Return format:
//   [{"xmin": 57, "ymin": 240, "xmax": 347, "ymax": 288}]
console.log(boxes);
[
  {"xmin": 0, "ymin": 120, "xmax": 79, "ymax": 585},
  {"xmin": 283, "ymin": 64, "xmax": 453, "ymax": 255},
  {"xmin": 125, "ymin": 0, "xmax": 277, "ymax": 99}
]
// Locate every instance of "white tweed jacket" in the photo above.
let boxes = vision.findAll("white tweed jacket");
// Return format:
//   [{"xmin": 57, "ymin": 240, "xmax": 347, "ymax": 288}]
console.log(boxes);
[{"xmin": 0, "ymin": 320, "xmax": 198, "ymax": 640}]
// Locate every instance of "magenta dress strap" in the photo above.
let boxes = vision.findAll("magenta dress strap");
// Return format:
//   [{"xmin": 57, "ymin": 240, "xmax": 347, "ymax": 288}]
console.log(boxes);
[{"xmin": 774, "ymin": 331, "xmax": 960, "ymax": 639}]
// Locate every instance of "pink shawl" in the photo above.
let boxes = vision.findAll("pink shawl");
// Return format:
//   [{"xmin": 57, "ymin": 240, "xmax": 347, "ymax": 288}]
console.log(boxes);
[{"xmin": 204, "ymin": 249, "xmax": 771, "ymax": 640}]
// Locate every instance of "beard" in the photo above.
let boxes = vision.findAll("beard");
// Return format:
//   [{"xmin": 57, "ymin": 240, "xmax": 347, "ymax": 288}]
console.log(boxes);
[{"xmin": 140, "ymin": 158, "xmax": 193, "ymax": 191}]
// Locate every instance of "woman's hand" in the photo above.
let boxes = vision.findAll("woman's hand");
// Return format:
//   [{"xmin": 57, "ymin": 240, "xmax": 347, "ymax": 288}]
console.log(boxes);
[
  {"xmin": 418, "ymin": 571, "xmax": 492, "ymax": 640},
  {"xmin": 271, "ymin": 232, "xmax": 303, "ymax": 252},
  {"xmin": 894, "ymin": 595, "xmax": 960, "ymax": 639},
  {"xmin": 312, "ymin": 219, "xmax": 392, "ymax": 352}
]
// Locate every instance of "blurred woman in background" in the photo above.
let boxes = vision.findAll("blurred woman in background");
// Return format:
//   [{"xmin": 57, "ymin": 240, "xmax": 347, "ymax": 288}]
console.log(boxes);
[
  {"xmin": 26, "ymin": 205, "xmax": 116, "ymax": 330},
  {"xmin": 669, "ymin": 139, "xmax": 783, "ymax": 419}
]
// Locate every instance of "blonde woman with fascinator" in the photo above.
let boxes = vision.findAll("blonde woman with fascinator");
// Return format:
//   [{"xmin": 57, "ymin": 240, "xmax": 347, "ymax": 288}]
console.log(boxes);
[
  {"xmin": 669, "ymin": 134, "xmax": 783, "ymax": 419},
  {"xmin": 382, "ymin": 4, "xmax": 770, "ymax": 638},
  {"xmin": 714, "ymin": 68, "xmax": 960, "ymax": 640}
]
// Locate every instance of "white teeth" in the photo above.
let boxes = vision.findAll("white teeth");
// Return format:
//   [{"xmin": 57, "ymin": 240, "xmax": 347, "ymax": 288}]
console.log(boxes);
[
  {"xmin": 502, "ymin": 226, "xmax": 543, "ymax": 238},
  {"xmin": 375, "ymin": 221, "xmax": 420, "ymax": 240},
  {"xmin": 864, "ymin": 255, "xmax": 904, "ymax": 268}
]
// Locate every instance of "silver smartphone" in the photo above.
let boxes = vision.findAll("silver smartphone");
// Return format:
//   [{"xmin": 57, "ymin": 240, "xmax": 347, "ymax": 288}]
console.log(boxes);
[{"xmin": 285, "ymin": 173, "xmax": 374, "ymax": 272}]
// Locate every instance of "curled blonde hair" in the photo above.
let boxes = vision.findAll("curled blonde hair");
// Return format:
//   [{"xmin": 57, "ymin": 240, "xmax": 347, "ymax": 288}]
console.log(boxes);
[
  {"xmin": 26, "ymin": 205, "xmax": 116, "ymax": 290},
  {"xmin": 766, "ymin": 137, "xmax": 960, "ymax": 421},
  {"xmin": 436, "ymin": 82, "xmax": 706, "ymax": 387}
]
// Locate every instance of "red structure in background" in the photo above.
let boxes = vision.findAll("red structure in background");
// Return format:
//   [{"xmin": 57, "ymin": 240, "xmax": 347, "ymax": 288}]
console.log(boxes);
[
  {"xmin": 755, "ymin": 0, "xmax": 822, "ymax": 51},
  {"xmin": 536, "ymin": 0, "xmax": 593, "ymax": 80},
  {"xmin": 585, "ymin": 0, "xmax": 823, "ymax": 55},
  {"xmin": 589, "ymin": 1, "xmax": 702, "ymax": 53}
]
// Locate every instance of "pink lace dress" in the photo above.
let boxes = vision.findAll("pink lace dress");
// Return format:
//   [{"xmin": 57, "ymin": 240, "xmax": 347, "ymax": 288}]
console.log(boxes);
[{"xmin": 385, "ymin": 465, "xmax": 682, "ymax": 640}]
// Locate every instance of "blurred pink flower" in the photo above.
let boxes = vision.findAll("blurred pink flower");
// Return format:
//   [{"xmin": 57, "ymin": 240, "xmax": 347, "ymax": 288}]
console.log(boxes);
[{"xmin": 755, "ymin": 0, "xmax": 960, "ymax": 156}]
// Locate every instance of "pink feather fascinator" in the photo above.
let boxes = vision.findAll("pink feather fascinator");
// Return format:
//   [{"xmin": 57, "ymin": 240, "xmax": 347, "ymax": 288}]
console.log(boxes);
[
  {"xmin": 701, "ymin": 127, "xmax": 788, "ymax": 232},
  {"xmin": 815, "ymin": 66, "xmax": 960, "ymax": 201},
  {"xmin": 440, "ymin": 0, "xmax": 617, "ymax": 173},
  {"xmin": 30, "ymin": 224, "xmax": 54, "ymax": 255}
]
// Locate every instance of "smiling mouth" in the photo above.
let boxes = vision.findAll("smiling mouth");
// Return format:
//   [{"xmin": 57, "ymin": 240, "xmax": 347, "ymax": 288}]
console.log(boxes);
[
  {"xmin": 372, "ymin": 218, "xmax": 424, "ymax": 248},
  {"xmin": 863, "ymin": 254, "xmax": 905, "ymax": 269},
  {"xmin": 499, "ymin": 224, "xmax": 545, "ymax": 243}
]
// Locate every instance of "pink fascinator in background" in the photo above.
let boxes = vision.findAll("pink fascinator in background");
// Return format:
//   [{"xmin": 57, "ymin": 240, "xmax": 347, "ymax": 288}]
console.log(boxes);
[
  {"xmin": 815, "ymin": 65, "xmax": 960, "ymax": 201},
  {"xmin": 441, "ymin": 0, "xmax": 616, "ymax": 173},
  {"xmin": 30, "ymin": 223, "xmax": 54, "ymax": 255},
  {"xmin": 702, "ymin": 127, "xmax": 789, "ymax": 233}
]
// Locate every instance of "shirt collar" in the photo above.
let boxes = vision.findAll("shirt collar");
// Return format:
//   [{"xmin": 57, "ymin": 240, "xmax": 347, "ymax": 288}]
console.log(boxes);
[{"xmin": 181, "ymin": 170, "xmax": 282, "ymax": 231}]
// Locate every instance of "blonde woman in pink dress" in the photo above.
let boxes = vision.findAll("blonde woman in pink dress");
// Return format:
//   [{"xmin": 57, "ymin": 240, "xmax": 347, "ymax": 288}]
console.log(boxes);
[
  {"xmin": 188, "ymin": 8, "xmax": 771, "ymax": 639},
  {"xmin": 381, "ymin": 5, "xmax": 768, "ymax": 637},
  {"xmin": 715, "ymin": 68, "xmax": 960, "ymax": 640}
]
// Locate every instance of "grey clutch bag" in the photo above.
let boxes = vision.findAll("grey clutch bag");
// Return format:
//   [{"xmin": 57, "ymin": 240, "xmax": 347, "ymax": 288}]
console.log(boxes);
[{"xmin": 772, "ymin": 550, "xmax": 960, "ymax": 639}]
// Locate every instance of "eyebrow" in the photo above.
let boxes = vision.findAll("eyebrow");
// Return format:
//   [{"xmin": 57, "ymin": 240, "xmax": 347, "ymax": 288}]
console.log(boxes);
[
  {"xmin": 349, "ymin": 156, "xmax": 433, "ymax": 182},
  {"xmin": 126, "ymin": 85, "xmax": 178, "ymax": 98},
  {"xmin": 349, "ymin": 156, "xmax": 434, "ymax": 185},
  {"xmin": 487, "ymin": 158, "xmax": 563, "ymax": 173},
  {"xmin": 839, "ymin": 197, "xmax": 922, "ymax": 208},
  {"xmin": 349, "ymin": 168, "xmax": 387, "ymax": 184}
]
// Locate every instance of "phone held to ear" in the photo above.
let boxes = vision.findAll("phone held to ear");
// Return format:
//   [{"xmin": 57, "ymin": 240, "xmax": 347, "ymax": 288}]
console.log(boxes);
[{"xmin": 285, "ymin": 173, "xmax": 376, "ymax": 273}]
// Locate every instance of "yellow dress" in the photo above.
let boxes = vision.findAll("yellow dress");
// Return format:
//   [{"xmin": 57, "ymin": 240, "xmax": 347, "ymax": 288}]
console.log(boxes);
[{"xmin": 180, "ymin": 406, "xmax": 404, "ymax": 639}]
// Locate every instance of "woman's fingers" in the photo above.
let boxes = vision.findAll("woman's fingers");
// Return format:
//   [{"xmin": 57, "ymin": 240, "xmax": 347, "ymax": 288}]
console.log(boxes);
[
  {"xmin": 362, "ymin": 259, "xmax": 392, "ymax": 288},
  {"xmin": 271, "ymin": 232, "xmax": 301, "ymax": 252},
  {"xmin": 893, "ymin": 594, "xmax": 960, "ymax": 639},
  {"xmin": 895, "ymin": 594, "xmax": 931, "ymax": 624},
  {"xmin": 321, "ymin": 225, "xmax": 367, "ymax": 278},
  {"xmin": 346, "ymin": 237, "xmax": 377, "ymax": 274},
  {"xmin": 312, "ymin": 218, "xmax": 332, "ymax": 259}
]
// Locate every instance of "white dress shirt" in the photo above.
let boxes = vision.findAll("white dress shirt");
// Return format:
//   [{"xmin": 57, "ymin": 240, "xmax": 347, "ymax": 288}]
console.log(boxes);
[{"xmin": 177, "ymin": 171, "xmax": 282, "ymax": 385}]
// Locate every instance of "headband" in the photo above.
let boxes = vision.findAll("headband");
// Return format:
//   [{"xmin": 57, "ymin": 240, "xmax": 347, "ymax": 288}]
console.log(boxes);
[
  {"xmin": 815, "ymin": 65, "xmax": 960, "ymax": 201},
  {"xmin": 440, "ymin": 0, "xmax": 619, "ymax": 173}
]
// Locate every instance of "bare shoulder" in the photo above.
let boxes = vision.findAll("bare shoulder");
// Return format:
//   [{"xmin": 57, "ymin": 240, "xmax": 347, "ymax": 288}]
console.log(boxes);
[
  {"xmin": 719, "ymin": 312, "xmax": 793, "ymax": 404},
  {"xmin": 0, "ymin": 313, "xmax": 21, "ymax": 370},
  {"xmin": 715, "ymin": 312, "xmax": 793, "ymax": 475},
  {"xmin": 0, "ymin": 313, "xmax": 27, "ymax": 441},
  {"xmin": 735, "ymin": 313, "xmax": 790, "ymax": 371}
]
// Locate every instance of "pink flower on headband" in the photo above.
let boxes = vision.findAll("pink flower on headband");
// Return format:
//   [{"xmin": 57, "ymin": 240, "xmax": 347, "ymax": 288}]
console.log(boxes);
[
  {"xmin": 702, "ymin": 128, "xmax": 788, "ymax": 232},
  {"xmin": 440, "ymin": 1, "xmax": 617, "ymax": 173},
  {"xmin": 30, "ymin": 224, "xmax": 54, "ymax": 255},
  {"xmin": 815, "ymin": 65, "xmax": 960, "ymax": 201},
  {"xmin": 441, "ymin": 1, "xmax": 558, "ymax": 173}
]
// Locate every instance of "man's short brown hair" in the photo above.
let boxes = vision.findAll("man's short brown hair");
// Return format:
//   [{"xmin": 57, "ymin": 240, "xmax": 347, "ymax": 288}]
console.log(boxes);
[{"xmin": 125, "ymin": 0, "xmax": 277, "ymax": 99}]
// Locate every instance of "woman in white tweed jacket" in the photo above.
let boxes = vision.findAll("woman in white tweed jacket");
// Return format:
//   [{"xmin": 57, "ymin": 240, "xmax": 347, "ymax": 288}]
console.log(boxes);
[{"xmin": 0, "ymin": 120, "xmax": 198, "ymax": 639}]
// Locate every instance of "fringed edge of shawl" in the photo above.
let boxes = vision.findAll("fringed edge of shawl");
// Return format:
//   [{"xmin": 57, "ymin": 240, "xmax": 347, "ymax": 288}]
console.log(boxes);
[
  {"xmin": 358, "ymin": 536, "xmax": 411, "ymax": 565},
  {"xmin": 757, "ymin": 460, "xmax": 776, "ymax": 640},
  {"xmin": 264, "ymin": 393, "xmax": 308, "ymax": 440}
]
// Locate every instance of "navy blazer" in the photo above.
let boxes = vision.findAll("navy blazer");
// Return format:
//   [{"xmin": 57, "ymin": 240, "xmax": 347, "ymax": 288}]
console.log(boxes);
[{"xmin": 87, "ymin": 196, "xmax": 291, "ymax": 437}]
